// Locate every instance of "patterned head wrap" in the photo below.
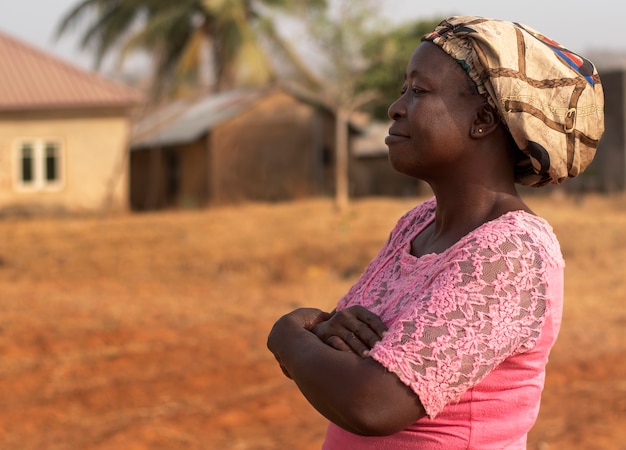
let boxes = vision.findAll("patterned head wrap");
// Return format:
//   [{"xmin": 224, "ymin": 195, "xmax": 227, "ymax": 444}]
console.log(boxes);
[{"xmin": 423, "ymin": 16, "xmax": 604, "ymax": 187}]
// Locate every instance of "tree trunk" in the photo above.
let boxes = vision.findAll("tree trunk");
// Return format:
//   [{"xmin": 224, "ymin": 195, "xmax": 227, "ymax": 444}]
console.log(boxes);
[
  {"xmin": 200, "ymin": 33, "xmax": 217, "ymax": 93},
  {"xmin": 335, "ymin": 107, "xmax": 350, "ymax": 212}
]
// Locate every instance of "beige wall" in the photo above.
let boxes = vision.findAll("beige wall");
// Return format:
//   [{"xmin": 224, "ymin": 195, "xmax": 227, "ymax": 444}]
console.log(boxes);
[{"xmin": 0, "ymin": 114, "xmax": 130, "ymax": 214}]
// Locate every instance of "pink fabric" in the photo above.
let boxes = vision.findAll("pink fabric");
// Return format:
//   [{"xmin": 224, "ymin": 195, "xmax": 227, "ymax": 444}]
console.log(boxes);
[{"xmin": 323, "ymin": 198, "xmax": 564, "ymax": 449}]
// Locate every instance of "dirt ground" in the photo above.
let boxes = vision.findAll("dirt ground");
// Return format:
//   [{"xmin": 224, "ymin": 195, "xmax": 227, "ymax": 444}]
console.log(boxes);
[{"xmin": 0, "ymin": 194, "xmax": 625, "ymax": 450}]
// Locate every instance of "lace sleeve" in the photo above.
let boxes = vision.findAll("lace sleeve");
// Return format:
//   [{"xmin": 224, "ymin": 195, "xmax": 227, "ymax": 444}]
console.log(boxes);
[{"xmin": 368, "ymin": 222, "xmax": 561, "ymax": 419}]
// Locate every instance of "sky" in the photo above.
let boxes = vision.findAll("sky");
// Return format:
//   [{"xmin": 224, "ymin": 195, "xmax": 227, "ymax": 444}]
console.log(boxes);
[{"xmin": 0, "ymin": 0, "xmax": 623, "ymax": 74}]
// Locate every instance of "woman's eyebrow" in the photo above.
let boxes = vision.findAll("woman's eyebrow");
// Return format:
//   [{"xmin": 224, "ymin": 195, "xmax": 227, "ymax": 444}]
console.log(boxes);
[{"xmin": 404, "ymin": 70, "xmax": 418, "ymax": 82}]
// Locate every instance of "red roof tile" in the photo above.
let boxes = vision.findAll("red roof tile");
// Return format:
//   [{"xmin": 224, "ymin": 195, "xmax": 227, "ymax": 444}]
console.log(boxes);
[{"xmin": 0, "ymin": 30, "xmax": 143, "ymax": 111}]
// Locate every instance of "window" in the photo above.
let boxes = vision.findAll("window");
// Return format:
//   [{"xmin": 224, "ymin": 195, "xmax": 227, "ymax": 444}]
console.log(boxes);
[
  {"xmin": 21, "ymin": 143, "xmax": 34, "ymax": 183},
  {"xmin": 14, "ymin": 139, "xmax": 63, "ymax": 190},
  {"xmin": 45, "ymin": 142, "xmax": 60, "ymax": 182}
]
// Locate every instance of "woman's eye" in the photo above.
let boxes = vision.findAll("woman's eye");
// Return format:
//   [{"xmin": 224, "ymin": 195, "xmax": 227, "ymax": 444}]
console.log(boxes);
[{"xmin": 400, "ymin": 85, "xmax": 423, "ymax": 95}]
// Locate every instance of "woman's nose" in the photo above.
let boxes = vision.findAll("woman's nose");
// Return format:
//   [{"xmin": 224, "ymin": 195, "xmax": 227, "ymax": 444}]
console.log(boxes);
[{"xmin": 387, "ymin": 96, "xmax": 405, "ymax": 120}]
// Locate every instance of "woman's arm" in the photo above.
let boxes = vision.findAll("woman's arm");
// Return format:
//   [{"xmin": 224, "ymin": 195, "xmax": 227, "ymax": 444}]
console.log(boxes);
[{"xmin": 267, "ymin": 308, "xmax": 426, "ymax": 436}]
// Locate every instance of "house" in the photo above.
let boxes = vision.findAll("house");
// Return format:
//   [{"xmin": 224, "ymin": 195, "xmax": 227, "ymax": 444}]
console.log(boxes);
[
  {"xmin": 350, "ymin": 120, "xmax": 426, "ymax": 198},
  {"xmin": 130, "ymin": 88, "xmax": 343, "ymax": 210},
  {"xmin": 581, "ymin": 68, "xmax": 626, "ymax": 192},
  {"xmin": 0, "ymin": 30, "xmax": 142, "ymax": 216}
]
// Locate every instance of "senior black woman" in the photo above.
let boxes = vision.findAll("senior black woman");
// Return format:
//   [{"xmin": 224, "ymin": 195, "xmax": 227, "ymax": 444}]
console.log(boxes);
[{"xmin": 267, "ymin": 16, "xmax": 604, "ymax": 449}]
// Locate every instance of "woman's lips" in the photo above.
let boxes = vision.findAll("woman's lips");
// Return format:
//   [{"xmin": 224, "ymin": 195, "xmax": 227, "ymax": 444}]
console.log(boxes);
[{"xmin": 385, "ymin": 133, "xmax": 410, "ymax": 145}]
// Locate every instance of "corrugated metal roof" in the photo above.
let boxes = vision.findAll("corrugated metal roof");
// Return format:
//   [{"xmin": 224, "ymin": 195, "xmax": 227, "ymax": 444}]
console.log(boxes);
[
  {"xmin": 131, "ymin": 89, "xmax": 265, "ymax": 149},
  {"xmin": 0, "ymin": 30, "xmax": 142, "ymax": 111}
]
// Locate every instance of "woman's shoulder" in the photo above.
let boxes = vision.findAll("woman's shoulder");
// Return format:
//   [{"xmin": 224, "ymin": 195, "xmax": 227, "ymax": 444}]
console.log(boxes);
[
  {"xmin": 472, "ymin": 209, "xmax": 564, "ymax": 266},
  {"xmin": 495, "ymin": 209, "xmax": 557, "ymax": 242}
]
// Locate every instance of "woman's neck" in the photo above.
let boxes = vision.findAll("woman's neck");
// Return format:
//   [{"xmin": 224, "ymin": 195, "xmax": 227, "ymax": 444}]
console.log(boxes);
[{"xmin": 410, "ymin": 185, "xmax": 530, "ymax": 257}]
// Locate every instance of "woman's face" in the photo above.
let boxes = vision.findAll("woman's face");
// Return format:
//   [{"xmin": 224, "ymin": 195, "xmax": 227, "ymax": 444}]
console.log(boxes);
[{"xmin": 385, "ymin": 42, "xmax": 486, "ymax": 181}]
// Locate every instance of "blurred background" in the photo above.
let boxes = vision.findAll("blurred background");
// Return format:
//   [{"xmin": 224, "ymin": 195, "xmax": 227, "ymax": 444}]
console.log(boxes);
[{"xmin": 0, "ymin": 1, "xmax": 624, "ymax": 449}]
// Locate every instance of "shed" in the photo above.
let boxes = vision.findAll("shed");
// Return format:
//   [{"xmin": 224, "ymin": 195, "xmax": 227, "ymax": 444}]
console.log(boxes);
[
  {"xmin": 582, "ymin": 69, "xmax": 626, "ymax": 192},
  {"xmin": 130, "ymin": 88, "xmax": 340, "ymax": 209},
  {"xmin": 351, "ymin": 120, "xmax": 426, "ymax": 198}
]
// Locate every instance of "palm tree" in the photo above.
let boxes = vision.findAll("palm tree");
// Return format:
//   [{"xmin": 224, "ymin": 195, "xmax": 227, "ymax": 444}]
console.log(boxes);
[{"xmin": 55, "ymin": 0, "xmax": 326, "ymax": 99}]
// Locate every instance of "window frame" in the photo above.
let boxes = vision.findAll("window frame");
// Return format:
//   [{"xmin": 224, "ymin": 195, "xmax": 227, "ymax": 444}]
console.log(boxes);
[{"xmin": 13, "ymin": 138, "xmax": 65, "ymax": 192}]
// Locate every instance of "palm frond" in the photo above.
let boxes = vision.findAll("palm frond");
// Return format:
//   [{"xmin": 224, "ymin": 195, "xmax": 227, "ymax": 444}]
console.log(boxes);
[
  {"xmin": 255, "ymin": 16, "xmax": 322, "ymax": 89},
  {"xmin": 56, "ymin": 0, "xmax": 332, "ymax": 96},
  {"xmin": 233, "ymin": 38, "xmax": 274, "ymax": 86},
  {"xmin": 54, "ymin": 0, "xmax": 106, "ymax": 39}
]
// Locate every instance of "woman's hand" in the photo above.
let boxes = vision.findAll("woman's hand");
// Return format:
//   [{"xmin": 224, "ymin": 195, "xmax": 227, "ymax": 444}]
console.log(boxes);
[
  {"xmin": 312, "ymin": 306, "xmax": 387, "ymax": 357},
  {"xmin": 267, "ymin": 306, "xmax": 426, "ymax": 432},
  {"xmin": 267, "ymin": 308, "xmax": 332, "ymax": 379}
]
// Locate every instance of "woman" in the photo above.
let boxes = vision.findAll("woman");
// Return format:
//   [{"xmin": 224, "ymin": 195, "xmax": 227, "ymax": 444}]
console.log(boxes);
[{"xmin": 267, "ymin": 16, "xmax": 604, "ymax": 449}]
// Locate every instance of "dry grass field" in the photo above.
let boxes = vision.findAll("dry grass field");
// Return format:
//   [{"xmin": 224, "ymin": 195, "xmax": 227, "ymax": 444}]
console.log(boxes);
[{"xmin": 0, "ymin": 193, "xmax": 625, "ymax": 450}]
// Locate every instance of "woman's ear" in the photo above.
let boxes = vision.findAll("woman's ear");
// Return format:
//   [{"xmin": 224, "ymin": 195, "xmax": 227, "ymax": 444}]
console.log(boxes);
[{"xmin": 471, "ymin": 103, "xmax": 499, "ymax": 138}]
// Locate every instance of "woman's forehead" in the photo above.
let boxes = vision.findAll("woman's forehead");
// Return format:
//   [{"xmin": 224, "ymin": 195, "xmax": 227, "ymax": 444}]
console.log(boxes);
[{"xmin": 405, "ymin": 42, "xmax": 465, "ymax": 82}]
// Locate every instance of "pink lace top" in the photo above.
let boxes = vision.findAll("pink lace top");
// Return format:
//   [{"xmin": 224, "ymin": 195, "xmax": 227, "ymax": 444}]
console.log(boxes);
[{"xmin": 324, "ymin": 198, "xmax": 564, "ymax": 449}]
